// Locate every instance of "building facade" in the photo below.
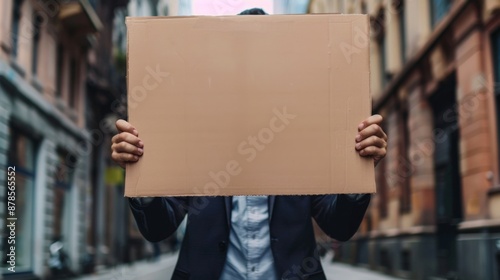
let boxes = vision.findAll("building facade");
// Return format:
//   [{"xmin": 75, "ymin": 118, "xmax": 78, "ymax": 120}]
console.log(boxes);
[
  {"xmin": 0, "ymin": 0, "xmax": 150, "ymax": 278},
  {"xmin": 0, "ymin": 0, "xmax": 101, "ymax": 278},
  {"xmin": 309, "ymin": 0, "xmax": 500, "ymax": 279}
]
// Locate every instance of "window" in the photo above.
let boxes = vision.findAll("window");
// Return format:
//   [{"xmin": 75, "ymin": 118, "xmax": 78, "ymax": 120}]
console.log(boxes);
[
  {"xmin": 377, "ymin": 163, "xmax": 388, "ymax": 218},
  {"xmin": 69, "ymin": 57, "xmax": 78, "ymax": 108},
  {"xmin": 397, "ymin": 0, "xmax": 406, "ymax": 63},
  {"xmin": 492, "ymin": 29, "xmax": 500, "ymax": 175},
  {"xmin": 430, "ymin": 76, "xmax": 462, "ymax": 225},
  {"xmin": 399, "ymin": 108, "xmax": 411, "ymax": 213},
  {"xmin": 377, "ymin": 122, "xmax": 389, "ymax": 218},
  {"xmin": 150, "ymin": 2, "xmax": 158, "ymax": 16},
  {"xmin": 338, "ymin": 0, "xmax": 345, "ymax": 13},
  {"xmin": 31, "ymin": 12, "xmax": 43, "ymax": 76},
  {"xmin": 431, "ymin": 0, "xmax": 452, "ymax": 27},
  {"xmin": 56, "ymin": 44, "xmax": 63, "ymax": 98},
  {"xmin": 401, "ymin": 249, "xmax": 411, "ymax": 271},
  {"xmin": 2, "ymin": 127, "xmax": 36, "ymax": 273},
  {"xmin": 361, "ymin": 1, "xmax": 367, "ymax": 14},
  {"xmin": 11, "ymin": 0, "xmax": 24, "ymax": 59},
  {"xmin": 380, "ymin": 38, "xmax": 388, "ymax": 86},
  {"xmin": 374, "ymin": 10, "xmax": 388, "ymax": 87},
  {"xmin": 53, "ymin": 151, "xmax": 75, "ymax": 243}
]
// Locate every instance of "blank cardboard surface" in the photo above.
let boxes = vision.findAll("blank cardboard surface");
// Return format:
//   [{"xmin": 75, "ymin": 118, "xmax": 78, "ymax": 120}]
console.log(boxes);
[{"xmin": 125, "ymin": 14, "xmax": 375, "ymax": 197}]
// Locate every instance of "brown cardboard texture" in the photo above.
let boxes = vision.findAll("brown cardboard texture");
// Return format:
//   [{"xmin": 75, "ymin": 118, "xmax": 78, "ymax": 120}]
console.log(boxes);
[{"xmin": 125, "ymin": 14, "xmax": 375, "ymax": 197}]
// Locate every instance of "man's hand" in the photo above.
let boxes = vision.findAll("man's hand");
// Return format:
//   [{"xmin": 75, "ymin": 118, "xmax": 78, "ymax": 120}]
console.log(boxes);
[
  {"xmin": 111, "ymin": 119, "xmax": 144, "ymax": 168},
  {"xmin": 355, "ymin": 114, "xmax": 387, "ymax": 166}
]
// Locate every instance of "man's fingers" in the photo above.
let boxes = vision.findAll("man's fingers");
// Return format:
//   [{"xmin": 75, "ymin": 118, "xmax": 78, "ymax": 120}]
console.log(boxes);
[
  {"xmin": 112, "ymin": 141, "xmax": 144, "ymax": 156},
  {"xmin": 112, "ymin": 151, "xmax": 140, "ymax": 163},
  {"xmin": 111, "ymin": 121, "xmax": 143, "ymax": 168},
  {"xmin": 116, "ymin": 119, "xmax": 138, "ymax": 136},
  {"xmin": 111, "ymin": 132, "xmax": 143, "ymax": 148},
  {"xmin": 356, "ymin": 124, "xmax": 387, "ymax": 142},
  {"xmin": 355, "ymin": 135, "xmax": 386, "ymax": 151},
  {"xmin": 356, "ymin": 115, "xmax": 387, "ymax": 166},
  {"xmin": 358, "ymin": 146, "xmax": 385, "ymax": 157},
  {"xmin": 358, "ymin": 114, "xmax": 383, "ymax": 131}
]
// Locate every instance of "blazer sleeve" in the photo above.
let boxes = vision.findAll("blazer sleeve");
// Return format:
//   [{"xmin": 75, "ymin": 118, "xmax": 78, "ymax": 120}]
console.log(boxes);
[
  {"xmin": 311, "ymin": 194, "xmax": 371, "ymax": 242},
  {"xmin": 128, "ymin": 197, "xmax": 189, "ymax": 242}
]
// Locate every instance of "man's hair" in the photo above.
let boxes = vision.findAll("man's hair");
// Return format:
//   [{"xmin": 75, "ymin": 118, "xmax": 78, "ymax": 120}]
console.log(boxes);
[{"xmin": 238, "ymin": 8, "xmax": 267, "ymax": 15}]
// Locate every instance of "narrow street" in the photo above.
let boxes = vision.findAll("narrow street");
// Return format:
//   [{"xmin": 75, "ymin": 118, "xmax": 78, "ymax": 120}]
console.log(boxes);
[
  {"xmin": 76, "ymin": 252, "xmax": 402, "ymax": 280},
  {"xmin": 76, "ymin": 253, "xmax": 178, "ymax": 280}
]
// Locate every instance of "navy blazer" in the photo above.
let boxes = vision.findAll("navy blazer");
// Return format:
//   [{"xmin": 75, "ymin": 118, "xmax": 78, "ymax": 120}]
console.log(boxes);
[{"xmin": 129, "ymin": 195, "xmax": 370, "ymax": 280}]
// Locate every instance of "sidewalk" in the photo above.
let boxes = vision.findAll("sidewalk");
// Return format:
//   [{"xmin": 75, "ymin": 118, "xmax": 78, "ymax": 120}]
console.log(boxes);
[
  {"xmin": 322, "ymin": 258, "xmax": 402, "ymax": 280},
  {"xmin": 324, "ymin": 263, "xmax": 402, "ymax": 280},
  {"xmin": 75, "ymin": 252, "xmax": 402, "ymax": 280}
]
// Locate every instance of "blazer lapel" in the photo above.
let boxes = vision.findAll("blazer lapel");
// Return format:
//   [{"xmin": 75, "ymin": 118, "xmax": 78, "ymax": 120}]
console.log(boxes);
[
  {"xmin": 224, "ymin": 197, "xmax": 232, "ymax": 228},
  {"xmin": 268, "ymin": 196, "xmax": 276, "ymax": 222}
]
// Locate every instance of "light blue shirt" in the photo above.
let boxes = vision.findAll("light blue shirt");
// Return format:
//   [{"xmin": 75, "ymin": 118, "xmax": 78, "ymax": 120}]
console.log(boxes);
[{"xmin": 219, "ymin": 196, "xmax": 278, "ymax": 280}]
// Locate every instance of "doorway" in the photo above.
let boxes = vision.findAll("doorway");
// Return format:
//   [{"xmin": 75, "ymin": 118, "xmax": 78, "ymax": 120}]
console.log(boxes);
[{"xmin": 430, "ymin": 74, "xmax": 463, "ymax": 278}]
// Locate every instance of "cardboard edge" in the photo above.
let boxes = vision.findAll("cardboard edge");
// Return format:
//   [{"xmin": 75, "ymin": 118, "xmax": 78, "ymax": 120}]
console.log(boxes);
[
  {"xmin": 124, "ymin": 13, "xmax": 365, "ymax": 22},
  {"xmin": 124, "ymin": 19, "xmax": 136, "ymax": 197},
  {"xmin": 365, "ymin": 14, "xmax": 376, "ymax": 192},
  {"xmin": 123, "ymin": 191, "xmax": 377, "ymax": 198}
]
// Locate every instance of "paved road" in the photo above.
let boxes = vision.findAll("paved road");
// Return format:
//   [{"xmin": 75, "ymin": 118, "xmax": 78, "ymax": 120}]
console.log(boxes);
[
  {"xmin": 76, "ymin": 252, "xmax": 402, "ymax": 280},
  {"xmin": 76, "ymin": 254, "xmax": 178, "ymax": 280}
]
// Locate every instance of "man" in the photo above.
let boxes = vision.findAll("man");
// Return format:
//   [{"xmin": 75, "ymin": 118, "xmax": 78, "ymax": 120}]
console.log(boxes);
[{"xmin": 111, "ymin": 8, "xmax": 387, "ymax": 280}]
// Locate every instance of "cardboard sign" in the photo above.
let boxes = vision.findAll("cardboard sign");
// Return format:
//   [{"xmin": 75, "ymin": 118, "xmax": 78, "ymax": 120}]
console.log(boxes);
[{"xmin": 125, "ymin": 14, "xmax": 375, "ymax": 197}]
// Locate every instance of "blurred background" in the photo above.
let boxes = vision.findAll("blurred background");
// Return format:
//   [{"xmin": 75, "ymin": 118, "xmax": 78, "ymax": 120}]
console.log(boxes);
[{"xmin": 0, "ymin": 0, "xmax": 498, "ymax": 279}]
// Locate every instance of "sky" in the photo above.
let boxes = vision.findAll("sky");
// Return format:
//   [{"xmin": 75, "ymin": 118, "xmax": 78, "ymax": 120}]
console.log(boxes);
[{"xmin": 191, "ymin": 0, "xmax": 275, "ymax": 15}]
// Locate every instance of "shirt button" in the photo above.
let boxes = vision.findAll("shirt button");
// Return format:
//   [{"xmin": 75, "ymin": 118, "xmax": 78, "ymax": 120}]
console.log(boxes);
[{"xmin": 218, "ymin": 241, "xmax": 227, "ymax": 252}]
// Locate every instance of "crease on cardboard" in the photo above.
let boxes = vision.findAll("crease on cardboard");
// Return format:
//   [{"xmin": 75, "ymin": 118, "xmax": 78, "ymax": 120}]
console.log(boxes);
[
  {"xmin": 328, "ymin": 18, "xmax": 333, "ymax": 194},
  {"xmin": 134, "ymin": 167, "xmax": 140, "ymax": 196},
  {"xmin": 329, "ymin": 17, "xmax": 350, "ymax": 194},
  {"xmin": 125, "ymin": 18, "xmax": 132, "ymax": 197},
  {"xmin": 343, "ymin": 100, "xmax": 350, "ymax": 194},
  {"xmin": 363, "ymin": 14, "xmax": 375, "ymax": 194},
  {"xmin": 183, "ymin": 89, "xmax": 188, "ymax": 194}
]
